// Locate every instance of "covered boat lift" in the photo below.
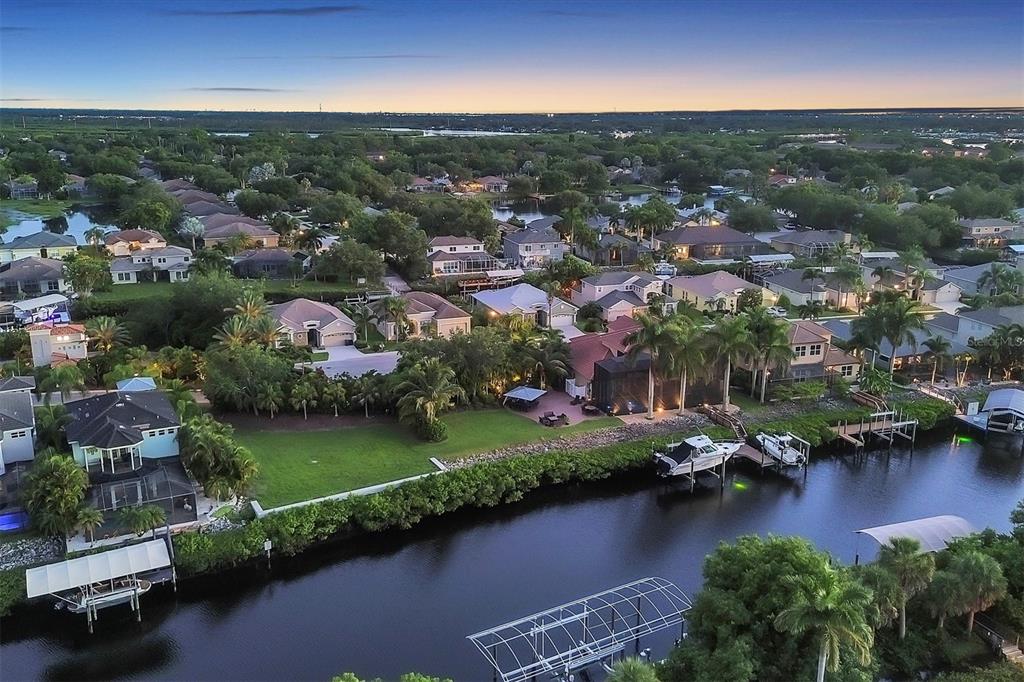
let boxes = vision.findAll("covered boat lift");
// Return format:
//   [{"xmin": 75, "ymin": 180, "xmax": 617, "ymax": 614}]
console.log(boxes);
[
  {"xmin": 954, "ymin": 388, "xmax": 1024, "ymax": 436},
  {"xmin": 26, "ymin": 539, "xmax": 174, "ymax": 632},
  {"xmin": 467, "ymin": 577, "xmax": 692, "ymax": 682},
  {"xmin": 854, "ymin": 515, "xmax": 974, "ymax": 564}
]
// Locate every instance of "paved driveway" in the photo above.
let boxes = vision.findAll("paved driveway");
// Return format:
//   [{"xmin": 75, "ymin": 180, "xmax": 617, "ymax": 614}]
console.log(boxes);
[{"xmin": 311, "ymin": 346, "xmax": 400, "ymax": 378}]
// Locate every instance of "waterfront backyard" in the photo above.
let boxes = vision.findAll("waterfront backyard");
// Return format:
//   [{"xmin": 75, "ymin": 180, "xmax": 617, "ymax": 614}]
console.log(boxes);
[{"xmin": 235, "ymin": 409, "xmax": 622, "ymax": 507}]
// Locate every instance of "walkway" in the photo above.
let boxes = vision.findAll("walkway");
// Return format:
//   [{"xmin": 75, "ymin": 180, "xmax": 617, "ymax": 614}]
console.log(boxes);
[{"xmin": 307, "ymin": 345, "xmax": 400, "ymax": 378}]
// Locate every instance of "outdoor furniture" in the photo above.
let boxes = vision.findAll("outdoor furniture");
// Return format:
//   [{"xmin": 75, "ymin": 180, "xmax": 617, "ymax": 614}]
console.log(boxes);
[
  {"xmin": 581, "ymin": 403, "xmax": 602, "ymax": 416},
  {"xmin": 539, "ymin": 411, "xmax": 558, "ymax": 426}
]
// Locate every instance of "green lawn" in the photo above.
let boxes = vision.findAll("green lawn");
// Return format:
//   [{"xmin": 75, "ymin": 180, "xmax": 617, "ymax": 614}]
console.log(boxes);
[
  {"xmin": 263, "ymin": 279, "xmax": 378, "ymax": 296},
  {"xmin": 238, "ymin": 409, "xmax": 622, "ymax": 507},
  {"xmin": 92, "ymin": 282, "xmax": 176, "ymax": 303},
  {"xmin": 88, "ymin": 278, "xmax": 379, "ymax": 305}
]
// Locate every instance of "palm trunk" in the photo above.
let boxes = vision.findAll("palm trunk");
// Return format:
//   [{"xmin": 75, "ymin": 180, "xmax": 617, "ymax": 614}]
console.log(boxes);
[
  {"xmin": 677, "ymin": 367, "xmax": 687, "ymax": 416},
  {"xmin": 303, "ymin": 402, "xmax": 308, "ymax": 420},
  {"xmin": 816, "ymin": 640, "xmax": 828, "ymax": 682},
  {"xmin": 931, "ymin": 359, "xmax": 938, "ymax": 384},
  {"xmin": 760, "ymin": 360, "xmax": 770, "ymax": 404},
  {"xmin": 334, "ymin": 403, "xmax": 339, "ymax": 417},
  {"xmin": 646, "ymin": 365, "xmax": 655, "ymax": 419},
  {"xmin": 966, "ymin": 609, "xmax": 976, "ymax": 635},
  {"xmin": 364, "ymin": 402, "xmax": 369, "ymax": 419},
  {"xmin": 938, "ymin": 612, "xmax": 946, "ymax": 630},
  {"xmin": 899, "ymin": 603, "xmax": 907, "ymax": 640},
  {"xmin": 722, "ymin": 360, "xmax": 732, "ymax": 410}
]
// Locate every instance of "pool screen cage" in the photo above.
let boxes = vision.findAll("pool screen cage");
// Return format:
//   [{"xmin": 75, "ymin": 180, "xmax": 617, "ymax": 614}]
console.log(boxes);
[{"xmin": 467, "ymin": 577, "xmax": 692, "ymax": 682}]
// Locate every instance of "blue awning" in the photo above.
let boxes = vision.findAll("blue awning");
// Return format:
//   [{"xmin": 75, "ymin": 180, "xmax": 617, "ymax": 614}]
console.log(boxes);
[{"xmin": 116, "ymin": 377, "xmax": 158, "ymax": 392}]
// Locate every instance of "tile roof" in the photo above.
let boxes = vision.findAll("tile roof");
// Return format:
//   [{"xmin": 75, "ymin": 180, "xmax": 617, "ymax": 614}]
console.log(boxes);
[
  {"xmin": 65, "ymin": 391, "xmax": 180, "ymax": 450},
  {"xmin": 200, "ymin": 213, "xmax": 266, "ymax": 229},
  {"xmin": 104, "ymin": 229, "xmax": 164, "ymax": 245},
  {"xmin": 204, "ymin": 222, "xmax": 279, "ymax": 239},
  {"xmin": 25, "ymin": 322, "xmax": 86, "ymax": 335},
  {"xmin": 186, "ymin": 201, "xmax": 238, "ymax": 217},
  {"xmin": 268, "ymin": 298, "xmax": 354, "ymax": 331},
  {"xmin": 403, "ymin": 291, "xmax": 470, "ymax": 320},
  {"xmin": 567, "ymin": 317, "xmax": 641, "ymax": 383},
  {"xmin": 787, "ymin": 320, "xmax": 833, "ymax": 345},
  {"xmin": 667, "ymin": 271, "xmax": 759, "ymax": 298}
]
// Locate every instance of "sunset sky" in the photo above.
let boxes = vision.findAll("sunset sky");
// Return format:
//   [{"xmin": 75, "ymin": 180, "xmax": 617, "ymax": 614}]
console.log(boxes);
[{"xmin": 2, "ymin": 0, "xmax": 1022, "ymax": 112}]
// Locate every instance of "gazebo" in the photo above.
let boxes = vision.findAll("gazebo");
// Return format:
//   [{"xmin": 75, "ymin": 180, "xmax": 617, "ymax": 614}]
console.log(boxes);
[{"xmin": 503, "ymin": 386, "xmax": 547, "ymax": 411}]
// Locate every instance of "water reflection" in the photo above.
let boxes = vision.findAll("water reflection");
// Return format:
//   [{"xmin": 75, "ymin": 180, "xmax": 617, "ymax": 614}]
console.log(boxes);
[{"xmin": 2, "ymin": 205, "xmax": 117, "ymax": 243}]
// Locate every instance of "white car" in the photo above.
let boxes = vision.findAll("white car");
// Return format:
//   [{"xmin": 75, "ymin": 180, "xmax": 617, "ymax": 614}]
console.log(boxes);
[{"xmin": 766, "ymin": 306, "xmax": 788, "ymax": 318}]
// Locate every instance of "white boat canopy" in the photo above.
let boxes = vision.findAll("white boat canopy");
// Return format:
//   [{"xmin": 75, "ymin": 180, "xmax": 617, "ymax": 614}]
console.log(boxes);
[
  {"xmin": 982, "ymin": 389, "xmax": 1024, "ymax": 417},
  {"xmin": 503, "ymin": 386, "xmax": 547, "ymax": 402},
  {"xmin": 855, "ymin": 515, "xmax": 974, "ymax": 554},
  {"xmin": 26, "ymin": 540, "xmax": 170, "ymax": 598},
  {"xmin": 10, "ymin": 293, "xmax": 69, "ymax": 311}
]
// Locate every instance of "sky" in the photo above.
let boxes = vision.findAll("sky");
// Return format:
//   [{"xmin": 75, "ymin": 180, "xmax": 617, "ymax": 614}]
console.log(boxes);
[{"xmin": 1, "ymin": 0, "xmax": 1022, "ymax": 113}]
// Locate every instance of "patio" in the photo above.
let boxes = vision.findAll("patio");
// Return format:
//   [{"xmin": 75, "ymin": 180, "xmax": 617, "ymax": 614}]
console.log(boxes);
[{"xmin": 513, "ymin": 390, "xmax": 603, "ymax": 427}]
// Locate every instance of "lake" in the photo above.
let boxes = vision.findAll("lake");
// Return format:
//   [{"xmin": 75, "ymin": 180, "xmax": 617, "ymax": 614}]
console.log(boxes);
[
  {"xmin": 1, "ymin": 429, "xmax": 1021, "ymax": 681},
  {"xmin": 2, "ymin": 205, "xmax": 117, "ymax": 245}
]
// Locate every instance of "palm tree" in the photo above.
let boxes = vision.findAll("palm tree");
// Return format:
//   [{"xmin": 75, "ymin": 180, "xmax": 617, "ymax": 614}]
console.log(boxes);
[
  {"xmin": 39, "ymin": 364, "xmax": 86, "ymax": 404},
  {"xmin": 751, "ymin": 315, "xmax": 794, "ymax": 404},
  {"xmin": 223, "ymin": 233, "xmax": 256, "ymax": 255},
  {"xmin": 923, "ymin": 570, "xmax": 963, "ymax": 631},
  {"xmin": 352, "ymin": 371, "xmax": 384, "ymax": 418},
  {"xmin": 879, "ymin": 298, "xmax": 925, "ymax": 375},
  {"xmin": 295, "ymin": 226, "xmax": 327, "ymax": 253},
  {"xmin": 606, "ymin": 657, "xmax": 659, "ymax": 682},
  {"xmin": 775, "ymin": 567, "xmax": 875, "ymax": 682},
  {"xmin": 254, "ymin": 382, "xmax": 283, "ymax": 419},
  {"xmin": 84, "ymin": 226, "xmax": 107, "ymax": 248},
  {"xmin": 877, "ymin": 537, "xmax": 935, "ymax": 640},
  {"xmin": 86, "ymin": 316, "xmax": 130, "ymax": 353},
  {"xmin": 947, "ymin": 550, "xmax": 1008, "ymax": 636},
  {"xmin": 234, "ymin": 290, "xmax": 267, "ymax": 321},
  {"xmin": 922, "ymin": 335, "xmax": 952, "ymax": 384},
  {"xmin": 625, "ymin": 313, "xmax": 674, "ymax": 419},
  {"xmin": 34, "ymin": 403, "xmax": 72, "ymax": 450},
  {"xmin": 76, "ymin": 506, "xmax": 104, "ymax": 544},
  {"xmin": 290, "ymin": 379, "xmax": 318, "ymax": 419},
  {"xmin": 248, "ymin": 314, "xmax": 282, "ymax": 348},
  {"xmin": 897, "ymin": 247, "xmax": 925, "ymax": 295},
  {"xmin": 705, "ymin": 315, "xmax": 755, "ymax": 412},
  {"xmin": 976, "ymin": 263, "xmax": 1024, "ymax": 296},
  {"xmin": 321, "ymin": 380, "xmax": 347, "ymax": 417},
  {"xmin": 395, "ymin": 358, "xmax": 466, "ymax": 427},
  {"xmin": 796, "ymin": 301, "xmax": 826, "ymax": 320},
  {"xmin": 831, "ymin": 261, "xmax": 862, "ymax": 311},
  {"xmin": 119, "ymin": 504, "xmax": 166, "ymax": 538},
  {"xmin": 871, "ymin": 264, "xmax": 897, "ymax": 290},
  {"xmin": 213, "ymin": 316, "xmax": 252, "ymax": 350},
  {"xmin": 347, "ymin": 305, "xmax": 378, "ymax": 343},
  {"xmin": 383, "ymin": 296, "xmax": 410, "ymax": 340},
  {"xmin": 662, "ymin": 317, "xmax": 705, "ymax": 416},
  {"xmin": 524, "ymin": 333, "xmax": 569, "ymax": 389}
]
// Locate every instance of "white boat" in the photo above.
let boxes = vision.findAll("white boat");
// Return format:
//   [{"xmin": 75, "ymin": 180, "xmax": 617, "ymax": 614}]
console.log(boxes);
[
  {"xmin": 755, "ymin": 432, "xmax": 807, "ymax": 466},
  {"xmin": 653, "ymin": 435, "xmax": 742, "ymax": 477},
  {"xmin": 65, "ymin": 579, "xmax": 152, "ymax": 614},
  {"xmin": 653, "ymin": 260, "xmax": 677, "ymax": 278}
]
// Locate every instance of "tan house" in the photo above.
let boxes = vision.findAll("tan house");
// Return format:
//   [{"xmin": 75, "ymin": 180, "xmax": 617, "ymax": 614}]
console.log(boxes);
[
  {"xmin": 267, "ymin": 298, "xmax": 356, "ymax": 347},
  {"xmin": 666, "ymin": 271, "xmax": 775, "ymax": 312},
  {"xmin": 201, "ymin": 222, "xmax": 281, "ymax": 248},
  {"xmin": 104, "ymin": 229, "xmax": 167, "ymax": 257},
  {"xmin": 27, "ymin": 323, "xmax": 88, "ymax": 367},
  {"xmin": 375, "ymin": 291, "xmax": 471, "ymax": 341},
  {"xmin": 773, "ymin": 320, "xmax": 860, "ymax": 384}
]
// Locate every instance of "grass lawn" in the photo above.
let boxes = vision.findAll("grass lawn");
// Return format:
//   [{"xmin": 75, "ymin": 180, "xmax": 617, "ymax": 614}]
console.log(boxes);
[
  {"xmin": 612, "ymin": 184, "xmax": 659, "ymax": 196},
  {"xmin": 309, "ymin": 351, "xmax": 329, "ymax": 361},
  {"xmin": 91, "ymin": 282, "xmax": 176, "ymax": 303},
  {"xmin": 238, "ymin": 409, "xmax": 623, "ymax": 507},
  {"xmin": 263, "ymin": 279, "xmax": 378, "ymax": 296}
]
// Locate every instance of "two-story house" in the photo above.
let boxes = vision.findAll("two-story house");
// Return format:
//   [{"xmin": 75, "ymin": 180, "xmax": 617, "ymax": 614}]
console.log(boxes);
[
  {"xmin": 27, "ymin": 323, "xmax": 88, "ymax": 367},
  {"xmin": 426, "ymin": 236, "xmax": 506, "ymax": 276},
  {"xmin": 503, "ymin": 226, "xmax": 568, "ymax": 268},
  {"xmin": 201, "ymin": 221, "xmax": 281, "ymax": 248},
  {"xmin": 926, "ymin": 306, "xmax": 1024, "ymax": 347},
  {"xmin": 104, "ymin": 229, "xmax": 167, "ymax": 257},
  {"xmin": 0, "ymin": 383, "xmax": 36, "ymax": 477},
  {"xmin": 0, "ymin": 257, "xmax": 70, "ymax": 297},
  {"xmin": 111, "ymin": 246, "xmax": 193, "ymax": 284},
  {"xmin": 0, "ymin": 233, "xmax": 78, "ymax": 264},
  {"xmin": 959, "ymin": 218, "xmax": 1018, "ymax": 249},
  {"xmin": 375, "ymin": 291, "xmax": 472, "ymax": 341},
  {"xmin": 666, "ymin": 271, "xmax": 775, "ymax": 312},
  {"xmin": 771, "ymin": 320, "xmax": 860, "ymax": 384},
  {"xmin": 573, "ymin": 272, "xmax": 663, "ymax": 321}
]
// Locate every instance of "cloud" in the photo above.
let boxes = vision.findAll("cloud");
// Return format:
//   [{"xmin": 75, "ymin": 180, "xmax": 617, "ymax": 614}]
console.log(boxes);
[
  {"xmin": 182, "ymin": 87, "xmax": 298, "ymax": 92},
  {"xmin": 0, "ymin": 98, "xmax": 54, "ymax": 102},
  {"xmin": 236, "ymin": 54, "xmax": 443, "ymax": 61},
  {"xmin": 166, "ymin": 4, "xmax": 365, "ymax": 17}
]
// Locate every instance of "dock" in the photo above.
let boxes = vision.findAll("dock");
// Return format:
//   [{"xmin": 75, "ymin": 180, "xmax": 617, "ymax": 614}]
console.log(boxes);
[{"xmin": 833, "ymin": 409, "xmax": 918, "ymax": 448}]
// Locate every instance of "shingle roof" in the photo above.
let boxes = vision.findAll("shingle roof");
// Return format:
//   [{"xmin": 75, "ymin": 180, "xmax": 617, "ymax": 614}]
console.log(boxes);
[
  {"xmin": 595, "ymin": 290, "xmax": 646, "ymax": 309},
  {"xmin": 104, "ymin": 229, "xmax": 164, "ymax": 245},
  {"xmin": 268, "ymin": 298, "xmax": 354, "ymax": 331},
  {"xmin": 403, "ymin": 291, "xmax": 470, "ymax": 320},
  {"xmin": 668, "ymin": 271, "xmax": 760, "ymax": 298},
  {"xmin": 0, "ymin": 256, "xmax": 65, "ymax": 282},
  {"xmin": 763, "ymin": 269, "xmax": 823, "ymax": 295},
  {"xmin": 204, "ymin": 222, "xmax": 279, "ymax": 239},
  {"xmin": 472, "ymin": 283, "xmax": 549, "ymax": 314},
  {"xmin": 4, "ymin": 232, "xmax": 77, "ymax": 250},
  {"xmin": 186, "ymin": 201, "xmax": 238, "ymax": 217},
  {"xmin": 429, "ymin": 235, "xmax": 482, "ymax": 248},
  {"xmin": 770, "ymin": 229, "xmax": 850, "ymax": 246},
  {"xmin": 0, "ymin": 376, "xmax": 35, "ymax": 393},
  {"xmin": 525, "ymin": 216, "xmax": 562, "ymax": 231},
  {"xmin": 656, "ymin": 225, "xmax": 759, "ymax": 246},
  {"xmin": 959, "ymin": 218, "xmax": 1015, "ymax": 229},
  {"xmin": 65, "ymin": 391, "xmax": 179, "ymax": 449},
  {"xmin": 0, "ymin": 391, "xmax": 34, "ymax": 432},
  {"xmin": 504, "ymin": 226, "xmax": 562, "ymax": 245},
  {"xmin": 200, "ymin": 213, "xmax": 266, "ymax": 229},
  {"xmin": 583, "ymin": 271, "xmax": 660, "ymax": 287}
]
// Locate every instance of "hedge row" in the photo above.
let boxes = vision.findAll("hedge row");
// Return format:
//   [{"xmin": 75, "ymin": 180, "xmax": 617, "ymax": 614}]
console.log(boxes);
[{"xmin": 0, "ymin": 568, "xmax": 27, "ymax": 617}]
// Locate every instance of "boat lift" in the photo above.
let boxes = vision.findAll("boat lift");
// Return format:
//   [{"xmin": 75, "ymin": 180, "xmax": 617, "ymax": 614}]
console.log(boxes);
[
  {"xmin": 467, "ymin": 577, "xmax": 692, "ymax": 682},
  {"xmin": 25, "ymin": 539, "xmax": 174, "ymax": 633}
]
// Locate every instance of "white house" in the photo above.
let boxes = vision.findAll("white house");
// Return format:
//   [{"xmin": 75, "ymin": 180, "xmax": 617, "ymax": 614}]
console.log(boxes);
[
  {"xmin": 111, "ymin": 246, "xmax": 193, "ymax": 284},
  {"xmin": 27, "ymin": 323, "xmax": 88, "ymax": 367},
  {"xmin": 426, "ymin": 236, "xmax": 506, "ymax": 276},
  {"xmin": 472, "ymin": 283, "xmax": 578, "ymax": 328},
  {"xmin": 0, "ymin": 386, "xmax": 36, "ymax": 475},
  {"xmin": 104, "ymin": 229, "xmax": 167, "ymax": 257}
]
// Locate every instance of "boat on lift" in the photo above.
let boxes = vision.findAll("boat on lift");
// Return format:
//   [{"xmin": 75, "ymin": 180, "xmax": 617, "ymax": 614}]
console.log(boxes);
[
  {"xmin": 653, "ymin": 434, "xmax": 742, "ymax": 477},
  {"xmin": 755, "ymin": 432, "xmax": 807, "ymax": 466},
  {"xmin": 64, "ymin": 579, "xmax": 152, "ymax": 614}
]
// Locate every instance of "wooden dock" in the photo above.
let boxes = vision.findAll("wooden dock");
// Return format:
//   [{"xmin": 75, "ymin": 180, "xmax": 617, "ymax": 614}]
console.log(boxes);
[{"xmin": 833, "ymin": 409, "xmax": 918, "ymax": 448}]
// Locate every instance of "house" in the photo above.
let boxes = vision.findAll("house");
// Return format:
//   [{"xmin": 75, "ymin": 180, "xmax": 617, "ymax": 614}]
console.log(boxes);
[
  {"xmin": 769, "ymin": 174, "xmax": 798, "ymax": 187},
  {"xmin": 526, "ymin": 215, "xmax": 562, "ymax": 231},
  {"xmin": 476, "ymin": 176, "xmax": 509, "ymax": 193},
  {"xmin": 573, "ymin": 272, "xmax": 663, "ymax": 309},
  {"xmin": 199, "ymin": 213, "xmax": 266, "ymax": 230},
  {"xmin": 0, "ymin": 257, "xmax": 70, "ymax": 297},
  {"xmin": 927, "ymin": 186, "xmax": 956, "ymax": 200},
  {"xmin": 0, "ymin": 232, "xmax": 78, "ymax": 264},
  {"xmin": 62, "ymin": 174, "xmax": 88, "ymax": 196},
  {"xmin": 762, "ymin": 269, "xmax": 828, "ymax": 307},
  {"xmin": 861, "ymin": 258, "xmax": 944, "ymax": 295},
  {"xmin": 407, "ymin": 176, "xmax": 451, "ymax": 193},
  {"xmin": 502, "ymin": 226, "xmax": 568, "ymax": 268},
  {"xmin": 651, "ymin": 225, "xmax": 764, "ymax": 261},
  {"xmin": 666, "ymin": 271, "xmax": 775, "ymax": 313},
  {"xmin": 159, "ymin": 179, "xmax": 198, "ymax": 192},
  {"xmin": 2, "ymin": 180, "xmax": 38, "ymax": 200},
  {"xmin": 104, "ymin": 229, "xmax": 167, "ymax": 257},
  {"xmin": 185, "ymin": 200, "xmax": 238, "ymax": 218},
  {"xmin": 565, "ymin": 316, "xmax": 639, "ymax": 400},
  {"xmin": 116, "ymin": 376, "xmax": 158, "ymax": 392},
  {"xmin": 677, "ymin": 206, "xmax": 728, "ymax": 226},
  {"xmin": 775, "ymin": 320, "xmax": 860, "ymax": 384},
  {"xmin": 823, "ymin": 318, "xmax": 970, "ymax": 375},
  {"xmin": 575, "ymin": 233, "xmax": 651, "ymax": 266},
  {"xmin": 170, "ymin": 189, "xmax": 220, "ymax": 205},
  {"xmin": 769, "ymin": 230, "xmax": 855, "ymax": 258},
  {"xmin": 472, "ymin": 283, "xmax": 578, "ymax": 328},
  {"xmin": 0, "ymin": 388, "xmax": 36, "ymax": 476},
  {"xmin": 267, "ymin": 298, "xmax": 357, "ymax": 347},
  {"xmin": 27, "ymin": 323, "xmax": 88, "ymax": 367},
  {"xmin": 896, "ymin": 201, "xmax": 920, "ymax": 214},
  {"xmin": 942, "ymin": 264, "xmax": 1007, "ymax": 297},
  {"xmin": 202, "ymin": 222, "xmax": 280, "ymax": 248},
  {"xmin": 917, "ymin": 278, "xmax": 963, "ymax": 308},
  {"xmin": 926, "ymin": 306, "xmax": 1024, "ymax": 347},
  {"xmin": 585, "ymin": 214, "xmax": 614, "ymax": 234},
  {"xmin": 959, "ymin": 218, "xmax": 1017, "ymax": 249},
  {"xmin": 232, "ymin": 249, "xmax": 308, "ymax": 279},
  {"xmin": 374, "ymin": 291, "xmax": 471, "ymax": 341},
  {"xmin": 1000, "ymin": 244, "xmax": 1024, "ymax": 266},
  {"xmin": 111, "ymin": 246, "xmax": 193, "ymax": 284},
  {"xmin": 426, "ymin": 236, "xmax": 505, "ymax": 276}
]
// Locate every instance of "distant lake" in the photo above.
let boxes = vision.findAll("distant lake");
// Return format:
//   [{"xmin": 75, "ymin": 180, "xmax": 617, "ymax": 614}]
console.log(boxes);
[
  {"xmin": 381, "ymin": 128, "xmax": 526, "ymax": 137},
  {"xmin": 1, "ymin": 204, "xmax": 118, "ymax": 244}
]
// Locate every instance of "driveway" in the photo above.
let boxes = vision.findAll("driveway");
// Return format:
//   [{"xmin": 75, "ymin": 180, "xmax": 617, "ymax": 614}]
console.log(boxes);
[
  {"xmin": 309, "ymin": 345, "xmax": 400, "ymax": 378},
  {"xmin": 383, "ymin": 268, "xmax": 410, "ymax": 295}
]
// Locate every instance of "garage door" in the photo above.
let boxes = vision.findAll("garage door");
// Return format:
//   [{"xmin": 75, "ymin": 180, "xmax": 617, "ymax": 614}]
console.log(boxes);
[{"xmin": 321, "ymin": 332, "xmax": 354, "ymax": 347}]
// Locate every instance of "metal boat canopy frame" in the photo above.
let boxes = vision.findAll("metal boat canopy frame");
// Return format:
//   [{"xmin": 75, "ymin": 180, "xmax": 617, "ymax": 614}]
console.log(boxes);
[
  {"xmin": 467, "ymin": 576, "xmax": 692, "ymax": 682},
  {"xmin": 26, "ymin": 540, "xmax": 171, "ymax": 598}
]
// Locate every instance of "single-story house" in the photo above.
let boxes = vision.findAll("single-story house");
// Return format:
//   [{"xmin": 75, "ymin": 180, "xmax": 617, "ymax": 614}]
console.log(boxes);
[
  {"xmin": 574, "ymin": 234, "xmax": 651, "ymax": 267},
  {"xmin": 375, "ymin": 291, "xmax": 472, "ymax": 341},
  {"xmin": 268, "ymin": 298, "xmax": 357, "ymax": 347},
  {"xmin": 917, "ymin": 278, "xmax": 963, "ymax": 307},
  {"xmin": 104, "ymin": 229, "xmax": 167, "ymax": 257},
  {"xmin": 185, "ymin": 200, "xmax": 238, "ymax": 218},
  {"xmin": 202, "ymin": 222, "xmax": 281, "ymax": 248},
  {"xmin": 111, "ymin": 246, "xmax": 193, "ymax": 284},
  {"xmin": 762, "ymin": 269, "xmax": 829, "ymax": 307},
  {"xmin": 666, "ymin": 271, "xmax": 775, "ymax": 312},
  {"xmin": 472, "ymin": 283, "xmax": 578, "ymax": 328},
  {"xmin": 170, "ymin": 189, "xmax": 221, "ymax": 205},
  {"xmin": 232, "ymin": 249, "xmax": 309, "ymax": 279},
  {"xmin": 0, "ymin": 232, "xmax": 78, "ymax": 264},
  {"xmin": 3, "ymin": 180, "xmax": 39, "ymax": 200},
  {"xmin": 476, "ymin": 176, "xmax": 509, "ymax": 193},
  {"xmin": 159, "ymin": 179, "xmax": 198, "ymax": 192},
  {"xmin": 199, "ymin": 213, "xmax": 266, "ymax": 230},
  {"xmin": 0, "ymin": 257, "xmax": 69, "ymax": 297},
  {"xmin": 652, "ymin": 225, "xmax": 764, "ymax": 260},
  {"xmin": 27, "ymin": 322, "xmax": 88, "ymax": 367},
  {"xmin": 944, "ymin": 263, "xmax": 1017, "ymax": 297},
  {"xmin": 926, "ymin": 305, "xmax": 1024, "ymax": 347}
]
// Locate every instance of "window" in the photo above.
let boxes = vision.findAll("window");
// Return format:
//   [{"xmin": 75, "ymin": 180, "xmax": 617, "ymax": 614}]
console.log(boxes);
[
  {"xmin": 809, "ymin": 343, "xmax": 822, "ymax": 356},
  {"xmin": 47, "ymin": 280, "xmax": 60, "ymax": 291},
  {"xmin": 841, "ymin": 365, "xmax": 854, "ymax": 377},
  {"xmin": 794, "ymin": 345, "xmax": 807, "ymax": 357},
  {"xmin": 117, "ymin": 272, "xmax": 132, "ymax": 282}
]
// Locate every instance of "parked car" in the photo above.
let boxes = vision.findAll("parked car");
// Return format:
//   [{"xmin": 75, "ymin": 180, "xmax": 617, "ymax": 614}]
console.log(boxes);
[{"xmin": 766, "ymin": 306, "xmax": 788, "ymax": 318}]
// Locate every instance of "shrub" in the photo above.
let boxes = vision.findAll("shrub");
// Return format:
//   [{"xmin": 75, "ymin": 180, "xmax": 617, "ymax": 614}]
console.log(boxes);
[
  {"xmin": 417, "ymin": 418, "xmax": 448, "ymax": 442},
  {"xmin": 0, "ymin": 568, "xmax": 26, "ymax": 616}
]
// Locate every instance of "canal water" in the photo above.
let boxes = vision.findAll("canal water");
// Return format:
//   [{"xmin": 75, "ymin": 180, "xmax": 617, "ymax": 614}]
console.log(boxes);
[
  {"xmin": 2, "ymin": 205, "xmax": 117, "ymax": 244},
  {"xmin": 1, "ymin": 430, "xmax": 1021, "ymax": 681}
]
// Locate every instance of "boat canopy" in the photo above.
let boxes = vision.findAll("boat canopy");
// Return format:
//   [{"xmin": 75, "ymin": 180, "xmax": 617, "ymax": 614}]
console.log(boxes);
[
  {"xmin": 26, "ymin": 540, "xmax": 170, "ymax": 598},
  {"xmin": 982, "ymin": 389, "xmax": 1024, "ymax": 417},
  {"xmin": 855, "ymin": 515, "xmax": 974, "ymax": 554}
]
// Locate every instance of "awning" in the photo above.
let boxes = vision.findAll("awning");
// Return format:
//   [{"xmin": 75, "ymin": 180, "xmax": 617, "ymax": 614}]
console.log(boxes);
[
  {"xmin": 487, "ymin": 268, "xmax": 524, "ymax": 279},
  {"xmin": 982, "ymin": 389, "xmax": 1024, "ymax": 416},
  {"xmin": 855, "ymin": 515, "xmax": 974, "ymax": 553},
  {"xmin": 26, "ymin": 540, "xmax": 171, "ymax": 598},
  {"xmin": 116, "ymin": 376, "xmax": 158, "ymax": 392},
  {"xmin": 10, "ymin": 294, "xmax": 69, "ymax": 311},
  {"xmin": 503, "ymin": 386, "xmax": 547, "ymax": 402}
]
